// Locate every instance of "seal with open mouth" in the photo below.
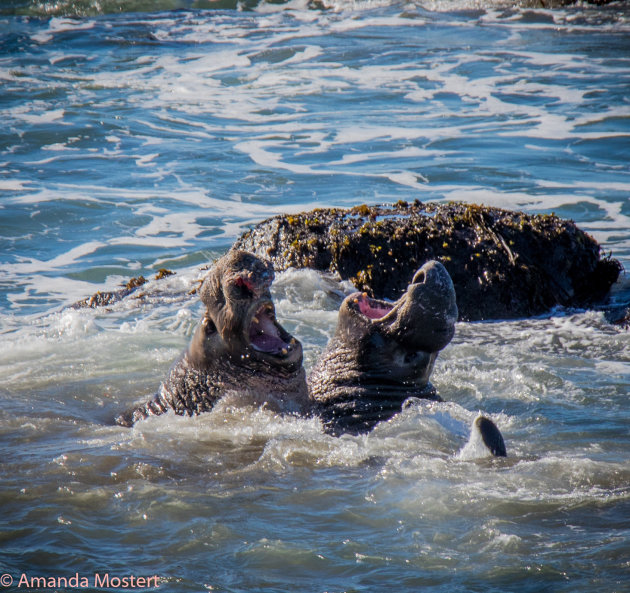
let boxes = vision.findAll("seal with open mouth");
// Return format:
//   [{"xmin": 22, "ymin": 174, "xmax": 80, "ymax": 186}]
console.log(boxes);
[
  {"xmin": 115, "ymin": 251, "xmax": 307, "ymax": 427},
  {"xmin": 308, "ymin": 260, "xmax": 458, "ymax": 435}
]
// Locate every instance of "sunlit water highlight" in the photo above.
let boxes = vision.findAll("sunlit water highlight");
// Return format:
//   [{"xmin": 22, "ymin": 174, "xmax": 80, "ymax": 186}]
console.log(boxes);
[{"xmin": 1, "ymin": 1, "xmax": 629, "ymax": 591}]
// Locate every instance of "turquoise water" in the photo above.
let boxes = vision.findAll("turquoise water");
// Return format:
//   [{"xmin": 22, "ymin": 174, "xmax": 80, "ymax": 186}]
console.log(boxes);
[{"xmin": 1, "ymin": 1, "xmax": 629, "ymax": 592}]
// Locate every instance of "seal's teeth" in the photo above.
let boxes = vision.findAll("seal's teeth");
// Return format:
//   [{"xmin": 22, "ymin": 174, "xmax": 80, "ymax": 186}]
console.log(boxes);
[
  {"xmin": 362, "ymin": 292, "xmax": 368, "ymax": 298},
  {"xmin": 252, "ymin": 316, "xmax": 259, "ymax": 324},
  {"xmin": 281, "ymin": 348, "xmax": 288, "ymax": 355},
  {"xmin": 290, "ymin": 337, "xmax": 297, "ymax": 345},
  {"xmin": 353, "ymin": 298, "xmax": 359, "ymax": 303}
]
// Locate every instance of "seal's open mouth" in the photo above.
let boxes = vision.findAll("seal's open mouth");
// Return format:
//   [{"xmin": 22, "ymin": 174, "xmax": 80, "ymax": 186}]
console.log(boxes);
[
  {"xmin": 348, "ymin": 261, "xmax": 456, "ymax": 353},
  {"xmin": 351, "ymin": 293, "xmax": 394, "ymax": 320},
  {"xmin": 248, "ymin": 302, "xmax": 296, "ymax": 357}
]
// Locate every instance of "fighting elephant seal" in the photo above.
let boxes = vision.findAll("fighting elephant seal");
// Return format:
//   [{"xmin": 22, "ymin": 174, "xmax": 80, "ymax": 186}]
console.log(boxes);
[
  {"xmin": 308, "ymin": 259, "xmax": 507, "ymax": 455},
  {"xmin": 116, "ymin": 250, "xmax": 307, "ymax": 427},
  {"xmin": 308, "ymin": 260, "xmax": 458, "ymax": 435}
]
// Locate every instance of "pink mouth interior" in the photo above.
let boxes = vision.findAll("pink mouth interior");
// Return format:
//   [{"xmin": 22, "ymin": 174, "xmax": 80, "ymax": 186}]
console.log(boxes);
[
  {"xmin": 357, "ymin": 295, "xmax": 393, "ymax": 320},
  {"xmin": 234, "ymin": 275, "xmax": 257, "ymax": 297},
  {"xmin": 249, "ymin": 305, "xmax": 291, "ymax": 354}
]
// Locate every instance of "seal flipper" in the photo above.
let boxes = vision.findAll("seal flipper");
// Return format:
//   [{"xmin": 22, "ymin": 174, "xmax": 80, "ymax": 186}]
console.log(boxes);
[
  {"xmin": 115, "ymin": 392, "xmax": 169, "ymax": 427},
  {"xmin": 474, "ymin": 415, "xmax": 507, "ymax": 457}
]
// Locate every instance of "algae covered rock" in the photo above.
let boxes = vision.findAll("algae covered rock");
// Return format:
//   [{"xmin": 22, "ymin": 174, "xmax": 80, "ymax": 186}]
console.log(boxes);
[
  {"xmin": 233, "ymin": 201, "xmax": 621, "ymax": 321},
  {"xmin": 72, "ymin": 269, "xmax": 174, "ymax": 309}
]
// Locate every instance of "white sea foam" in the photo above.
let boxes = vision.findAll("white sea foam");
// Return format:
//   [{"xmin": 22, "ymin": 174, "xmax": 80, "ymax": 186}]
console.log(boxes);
[
  {"xmin": 3, "ymin": 241, "xmax": 106, "ymax": 276},
  {"xmin": 4, "ymin": 14, "xmax": 630, "ymax": 328},
  {"xmin": 30, "ymin": 17, "xmax": 96, "ymax": 44},
  {"xmin": 0, "ymin": 179, "xmax": 34, "ymax": 191}
]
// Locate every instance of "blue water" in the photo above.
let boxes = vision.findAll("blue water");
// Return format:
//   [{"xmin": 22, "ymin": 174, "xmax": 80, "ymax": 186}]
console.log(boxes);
[{"xmin": 1, "ymin": 1, "xmax": 629, "ymax": 592}]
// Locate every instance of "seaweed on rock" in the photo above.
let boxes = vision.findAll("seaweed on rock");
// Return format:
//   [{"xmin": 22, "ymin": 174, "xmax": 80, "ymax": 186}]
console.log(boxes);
[{"xmin": 233, "ymin": 201, "xmax": 621, "ymax": 321}]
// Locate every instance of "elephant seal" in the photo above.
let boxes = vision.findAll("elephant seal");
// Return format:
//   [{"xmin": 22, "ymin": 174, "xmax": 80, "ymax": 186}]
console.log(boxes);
[
  {"xmin": 308, "ymin": 260, "xmax": 458, "ymax": 435},
  {"xmin": 116, "ymin": 251, "xmax": 307, "ymax": 427}
]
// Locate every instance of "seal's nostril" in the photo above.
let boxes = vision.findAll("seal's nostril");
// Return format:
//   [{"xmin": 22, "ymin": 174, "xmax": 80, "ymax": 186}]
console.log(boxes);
[{"xmin": 413, "ymin": 270, "xmax": 426, "ymax": 284}]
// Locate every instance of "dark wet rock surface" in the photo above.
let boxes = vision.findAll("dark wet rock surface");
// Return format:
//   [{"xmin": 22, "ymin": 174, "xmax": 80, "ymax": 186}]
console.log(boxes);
[
  {"xmin": 72, "ymin": 202, "xmax": 623, "ymax": 323},
  {"xmin": 233, "ymin": 201, "xmax": 622, "ymax": 321},
  {"xmin": 72, "ymin": 269, "xmax": 176, "ymax": 309}
]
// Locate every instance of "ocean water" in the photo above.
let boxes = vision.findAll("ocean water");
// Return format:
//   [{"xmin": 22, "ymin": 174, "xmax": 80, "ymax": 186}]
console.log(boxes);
[{"xmin": 1, "ymin": 1, "xmax": 630, "ymax": 592}]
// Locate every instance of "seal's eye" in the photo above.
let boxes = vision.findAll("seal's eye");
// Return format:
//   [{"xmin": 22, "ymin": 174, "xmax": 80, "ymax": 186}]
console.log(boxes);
[
  {"xmin": 204, "ymin": 316, "xmax": 217, "ymax": 335},
  {"xmin": 233, "ymin": 276, "xmax": 255, "ymax": 299}
]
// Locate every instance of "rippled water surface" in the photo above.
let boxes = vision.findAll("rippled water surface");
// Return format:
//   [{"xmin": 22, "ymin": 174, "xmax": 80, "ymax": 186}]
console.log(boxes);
[{"xmin": 1, "ymin": 1, "xmax": 629, "ymax": 591}]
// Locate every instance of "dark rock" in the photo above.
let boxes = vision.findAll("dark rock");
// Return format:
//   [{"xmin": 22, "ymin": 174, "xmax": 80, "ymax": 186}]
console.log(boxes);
[
  {"xmin": 233, "ymin": 201, "xmax": 621, "ymax": 321},
  {"xmin": 72, "ymin": 270, "xmax": 172, "ymax": 309},
  {"xmin": 607, "ymin": 306, "xmax": 630, "ymax": 328}
]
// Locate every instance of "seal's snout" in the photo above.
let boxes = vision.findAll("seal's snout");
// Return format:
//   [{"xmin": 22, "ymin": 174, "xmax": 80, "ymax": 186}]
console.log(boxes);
[
  {"xmin": 410, "ymin": 260, "xmax": 457, "ymax": 320},
  {"xmin": 413, "ymin": 260, "xmax": 455, "ymax": 298},
  {"xmin": 397, "ymin": 260, "xmax": 457, "ymax": 352}
]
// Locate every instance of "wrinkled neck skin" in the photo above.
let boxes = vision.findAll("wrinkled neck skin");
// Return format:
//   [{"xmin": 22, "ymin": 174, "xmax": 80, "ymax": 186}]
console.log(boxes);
[
  {"xmin": 156, "ymin": 309, "xmax": 308, "ymax": 418},
  {"xmin": 333, "ymin": 307, "xmax": 439, "ymax": 388},
  {"xmin": 308, "ymin": 307, "xmax": 440, "ymax": 410},
  {"xmin": 308, "ymin": 260, "xmax": 457, "ymax": 435}
]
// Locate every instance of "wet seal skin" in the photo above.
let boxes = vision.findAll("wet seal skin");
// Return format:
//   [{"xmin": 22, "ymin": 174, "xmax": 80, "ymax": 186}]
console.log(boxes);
[
  {"xmin": 475, "ymin": 415, "xmax": 507, "ymax": 457},
  {"xmin": 115, "ymin": 251, "xmax": 308, "ymax": 427},
  {"xmin": 308, "ymin": 260, "xmax": 458, "ymax": 435}
]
